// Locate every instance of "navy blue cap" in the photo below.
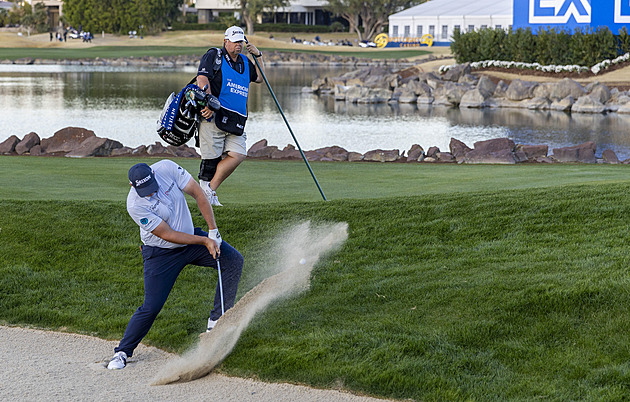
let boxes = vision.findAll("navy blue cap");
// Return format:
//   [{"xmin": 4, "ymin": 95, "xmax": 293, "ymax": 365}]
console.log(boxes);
[{"xmin": 128, "ymin": 163, "xmax": 159, "ymax": 197}]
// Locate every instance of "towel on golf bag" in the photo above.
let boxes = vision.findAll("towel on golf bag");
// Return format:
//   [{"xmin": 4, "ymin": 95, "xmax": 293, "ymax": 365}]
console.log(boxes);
[{"xmin": 157, "ymin": 83, "xmax": 221, "ymax": 147}]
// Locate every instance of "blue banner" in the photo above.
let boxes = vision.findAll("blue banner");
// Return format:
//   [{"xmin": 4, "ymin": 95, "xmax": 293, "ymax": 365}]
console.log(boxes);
[{"xmin": 513, "ymin": 0, "xmax": 630, "ymax": 34}]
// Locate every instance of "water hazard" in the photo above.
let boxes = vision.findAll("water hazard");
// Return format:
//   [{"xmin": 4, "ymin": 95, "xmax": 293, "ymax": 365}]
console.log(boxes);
[{"xmin": 2, "ymin": 64, "xmax": 630, "ymax": 159}]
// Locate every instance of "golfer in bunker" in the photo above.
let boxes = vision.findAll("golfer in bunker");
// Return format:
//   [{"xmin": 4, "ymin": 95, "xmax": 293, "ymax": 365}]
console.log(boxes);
[{"xmin": 107, "ymin": 160, "xmax": 243, "ymax": 370}]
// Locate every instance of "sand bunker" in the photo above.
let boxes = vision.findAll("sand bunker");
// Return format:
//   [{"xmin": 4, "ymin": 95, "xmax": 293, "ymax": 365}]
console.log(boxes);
[{"xmin": 152, "ymin": 221, "xmax": 349, "ymax": 385}]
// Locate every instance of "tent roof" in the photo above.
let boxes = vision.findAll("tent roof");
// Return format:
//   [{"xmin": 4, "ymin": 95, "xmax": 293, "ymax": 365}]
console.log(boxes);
[{"xmin": 391, "ymin": 0, "xmax": 513, "ymax": 18}]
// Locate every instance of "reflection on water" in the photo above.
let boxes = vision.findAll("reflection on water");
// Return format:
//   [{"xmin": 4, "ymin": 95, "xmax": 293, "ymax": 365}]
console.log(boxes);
[{"xmin": 2, "ymin": 64, "xmax": 630, "ymax": 159}]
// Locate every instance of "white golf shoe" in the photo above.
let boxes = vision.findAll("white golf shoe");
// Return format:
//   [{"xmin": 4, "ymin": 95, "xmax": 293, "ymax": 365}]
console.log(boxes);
[
  {"xmin": 199, "ymin": 180, "xmax": 223, "ymax": 206},
  {"xmin": 207, "ymin": 317, "xmax": 218, "ymax": 332},
  {"xmin": 107, "ymin": 351, "xmax": 127, "ymax": 370}
]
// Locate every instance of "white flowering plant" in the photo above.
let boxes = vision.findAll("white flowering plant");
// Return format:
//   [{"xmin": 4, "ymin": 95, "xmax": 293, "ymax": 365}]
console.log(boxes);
[{"xmin": 440, "ymin": 53, "xmax": 630, "ymax": 76}]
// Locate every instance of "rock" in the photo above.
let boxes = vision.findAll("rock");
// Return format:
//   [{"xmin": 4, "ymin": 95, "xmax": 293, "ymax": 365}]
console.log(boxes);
[
  {"xmin": 146, "ymin": 142, "xmax": 176, "ymax": 156},
  {"xmin": 406, "ymin": 144, "xmax": 425, "ymax": 162},
  {"xmin": 111, "ymin": 147, "xmax": 133, "ymax": 157},
  {"xmin": 571, "ymin": 95, "xmax": 605, "ymax": 113},
  {"xmin": 65, "ymin": 136, "xmax": 123, "ymax": 157},
  {"xmin": 458, "ymin": 74, "xmax": 478, "ymax": 85},
  {"xmin": 526, "ymin": 97, "xmax": 550, "ymax": 110},
  {"xmin": 0, "ymin": 135, "xmax": 20, "ymax": 154},
  {"xmin": 550, "ymin": 96, "xmax": 574, "ymax": 112},
  {"xmin": 15, "ymin": 132, "xmax": 40, "ymax": 155},
  {"xmin": 589, "ymin": 83, "xmax": 611, "ymax": 104},
  {"xmin": 462, "ymin": 138, "xmax": 517, "ymax": 164},
  {"xmin": 449, "ymin": 138, "xmax": 472, "ymax": 160},
  {"xmin": 363, "ymin": 149, "xmax": 400, "ymax": 162},
  {"xmin": 29, "ymin": 144, "xmax": 43, "ymax": 156},
  {"xmin": 396, "ymin": 87, "xmax": 418, "ymax": 103},
  {"xmin": 442, "ymin": 63, "xmax": 471, "ymax": 82},
  {"xmin": 433, "ymin": 82, "xmax": 470, "ymax": 106},
  {"xmin": 515, "ymin": 144, "xmax": 548, "ymax": 161},
  {"xmin": 551, "ymin": 78, "xmax": 585, "ymax": 100},
  {"xmin": 40, "ymin": 127, "xmax": 96, "ymax": 155},
  {"xmin": 357, "ymin": 88, "xmax": 392, "ymax": 103},
  {"xmin": 271, "ymin": 144, "xmax": 301, "ymax": 160},
  {"xmin": 552, "ymin": 141, "xmax": 596, "ymax": 163},
  {"xmin": 426, "ymin": 146, "xmax": 440, "ymax": 158},
  {"xmin": 493, "ymin": 80, "xmax": 509, "ymax": 98},
  {"xmin": 315, "ymin": 146, "xmax": 349, "ymax": 161},
  {"xmin": 408, "ymin": 80, "xmax": 433, "ymax": 97},
  {"xmin": 348, "ymin": 152, "xmax": 363, "ymax": 162},
  {"xmin": 533, "ymin": 82, "xmax": 555, "ymax": 99},
  {"xmin": 248, "ymin": 139, "xmax": 268, "ymax": 154},
  {"xmin": 477, "ymin": 75, "xmax": 496, "ymax": 95},
  {"xmin": 423, "ymin": 72, "xmax": 443, "ymax": 90},
  {"xmin": 248, "ymin": 143, "xmax": 279, "ymax": 158},
  {"xmin": 131, "ymin": 145, "xmax": 147, "ymax": 155},
  {"xmin": 436, "ymin": 152, "xmax": 456, "ymax": 162},
  {"xmin": 460, "ymin": 88, "xmax": 490, "ymax": 108},
  {"xmin": 617, "ymin": 102, "xmax": 630, "ymax": 114},
  {"xmin": 340, "ymin": 85, "xmax": 370, "ymax": 103},
  {"xmin": 602, "ymin": 149, "xmax": 619, "ymax": 164},
  {"xmin": 506, "ymin": 79, "xmax": 538, "ymax": 101}
]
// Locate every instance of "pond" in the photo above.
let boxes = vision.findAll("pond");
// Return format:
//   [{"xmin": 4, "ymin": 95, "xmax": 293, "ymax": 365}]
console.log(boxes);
[{"xmin": 1, "ymin": 64, "xmax": 630, "ymax": 159}]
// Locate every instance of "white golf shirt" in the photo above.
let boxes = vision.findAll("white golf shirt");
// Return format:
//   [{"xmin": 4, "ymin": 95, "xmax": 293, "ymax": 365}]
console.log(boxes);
[{"xmin": 127, "ymin": 160, "xmax": 194, "ymax": 249}]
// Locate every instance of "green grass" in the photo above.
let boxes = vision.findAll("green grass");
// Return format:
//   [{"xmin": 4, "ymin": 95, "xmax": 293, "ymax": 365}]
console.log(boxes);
[
  {"xmin": 0, "ymin": 46, "xmax": 428, "ymax": 61},
  {"xmin": 2, "ymin": 157, "xmax": 630, "ymax": 400}
]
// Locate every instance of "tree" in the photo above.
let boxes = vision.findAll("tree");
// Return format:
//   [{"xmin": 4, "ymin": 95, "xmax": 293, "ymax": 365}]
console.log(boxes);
[
  {"xmin": 226, "ymin": 0, "xmax": 288, "ymax": 36},
  {"xmin": 20, "ymin": 2, "xmax": 49, "ymax": 34},
  {"xmin": 326, "ymin": 0, "xmax": 425, "ymax": 41},
  {"xmin": 62, "ymin": 0, "xmax": 183, "ymax": 34}
]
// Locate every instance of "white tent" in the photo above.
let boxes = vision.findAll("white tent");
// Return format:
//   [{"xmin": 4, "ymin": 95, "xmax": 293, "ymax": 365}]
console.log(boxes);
[{"xmin": 388, "ymin": 0, "xmax": 513, "ymax": 43}]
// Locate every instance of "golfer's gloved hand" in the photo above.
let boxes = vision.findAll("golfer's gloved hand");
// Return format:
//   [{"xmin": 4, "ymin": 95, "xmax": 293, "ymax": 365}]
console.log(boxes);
[{"xmin": 208, "ymin": 228, "xmax": 222, "ymax": 248}]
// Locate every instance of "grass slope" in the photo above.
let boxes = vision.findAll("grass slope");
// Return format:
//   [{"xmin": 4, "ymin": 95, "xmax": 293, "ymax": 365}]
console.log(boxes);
[{"xmin": 2, "ymin": 159, "xmax": 630, "ymax": 399}]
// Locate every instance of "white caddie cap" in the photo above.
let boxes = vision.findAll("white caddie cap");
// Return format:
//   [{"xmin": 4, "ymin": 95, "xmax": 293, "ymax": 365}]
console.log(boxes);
[{"xmin": 224, "ymin": 26, "xmax": 245, "ymax": 42}]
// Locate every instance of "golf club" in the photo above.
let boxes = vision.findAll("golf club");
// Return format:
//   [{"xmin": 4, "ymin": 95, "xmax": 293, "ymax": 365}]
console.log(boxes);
[
  {"xmin": 217, "ymin": 257, "xmax": 225, "ymax": 315},
  {"xmin": 245, "ymin": 36, "xmax": 327, "ymax": 201}
]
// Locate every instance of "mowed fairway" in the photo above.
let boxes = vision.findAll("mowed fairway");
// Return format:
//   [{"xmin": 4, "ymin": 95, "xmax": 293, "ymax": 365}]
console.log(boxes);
[{"xmin": 2, "ymin": 156, "xmax": 630, "ymax": 400}]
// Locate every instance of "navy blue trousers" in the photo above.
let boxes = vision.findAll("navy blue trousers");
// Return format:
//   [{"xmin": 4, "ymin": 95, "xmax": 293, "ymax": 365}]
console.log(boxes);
[{"xmin": 115, "ymin": 228, "xmax": 243, "ymax": 357}]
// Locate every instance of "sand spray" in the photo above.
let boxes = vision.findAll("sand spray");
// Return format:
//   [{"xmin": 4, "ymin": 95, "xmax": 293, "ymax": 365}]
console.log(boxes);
[{"xmin": 152, "ymin": 221, "xmax": 348, "ymax": 385}]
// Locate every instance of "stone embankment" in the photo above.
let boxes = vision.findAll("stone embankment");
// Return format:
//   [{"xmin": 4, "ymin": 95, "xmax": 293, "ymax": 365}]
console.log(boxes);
[
  {"xmin": 1, "ymin": 126, "xmax": 624, "ymax": 164},
  {"xmin": 0, "ymin": 51, "xmax": 444, "ymax": 68},
  {"xmin": 309, "ymin": 62, "xmax": 630, "ymax": 114}
]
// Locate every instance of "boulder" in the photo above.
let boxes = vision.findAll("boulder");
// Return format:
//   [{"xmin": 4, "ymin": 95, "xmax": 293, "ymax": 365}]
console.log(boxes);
[
  {"xmin": 436, "ymin": 152, "xmax": 456, "ymax": 162},
  {"xmin": 571, "ymin": 96, "xmax": 605, "ymax": 113},
  {"xmin": 442, "ymin": 63, "xmax": 471, "ymax": 82},
  {"xmin": 449, "ymin": 138, "xmax": 472, "ymax": 160},
  {"xmin": 433, "ymin": 82, "xmax": 470, "ymax": 106},
  {"xmin": 423, "ymin": 72, "xmax": 443, "ymax": 90},
  {"xmin": 462, "ymin": 138, "xmax": 517, "ymax": 164},
  {"xmin": 65, "ymin": 136, "xmax": 123, "ymax": 157},
  {"xmin": 406, "ymin": 144, "xmax": 425, "ymax": 162},
  {"xmin": 271, "ymin": 144, "xmax": 301, "ymax": 160},
  {"xmin": 506, "ymin": 79, "xmax": 538, "ymax": 101},
  {"xmin": 460, "ymin": 88, "xmax": 490, "ymax": 108},
  {"xmin": 40, "ymin": 127, "xmax": 96, "ymax": 155},
  {"xmin": 552, "ymin": 141, "xmax": 596, "ymax": 163},
  {"xmin": 602, "ymin": 149, "xmax": 619, "ymax": 164},
  {"xmin": 515, "ymin": 144, "xmax": 548, "ymax": 161},
  {"xmin": 589, "ymin": 83, "xmax": 611, "ymax": 104},
  {"xmin": 15, "ymin": 132, "xmax": 40, "ymax": 155},
  {"xmin": 29, "ymin": 145, "xmax": 43, "ymax": 156},
  {"xmin": 477, "ymin": 75, "xmax": 496, "ymax": 95},
  {"xmin": 408, "ymin": 80, "xmax": 433, "ymax": 97},
  {"xmin": 617, "ymin": 102, "xmax": 630, "ymax": 114},
  {"xmin": 550, "ymin": 96, "xmax": 575, "ymax": 112},
  {"xmin": 111, "ymin": 147, "xmax": 133, "ymax": 157},
  {"xmin": 348, "ymin": 152, "xmax": 363, "ymax": 162},
  {"xmin": 146, "ymin": 142, "xmax": 176, "ymax": 156},
  {"xmin": 248, "ymin": 143, "xmax": 279, "ymax": 158},
  {"xmin": 526, "ymin": 97, "xmax": 551, "ymax": 110},
  {"xmin": 131, "ymin": 145, "xmax": 147, "ymax": 155},
  {"xmin": 363, "ymin": 149, "xmax": 400, "ymax": 162},
  {"xmin": 458, "ymin": 74, "xmax": 478, "ymax": 85},
  {"xmin": 357, "ymin": 88, "xmax": 392, "ymax": 103},
  {"xmin": 533, "ymin": 82, "xmax": 555, "ymax": 99},
  {"xmin": 426, "ymin": 146, "xmax": 440, "ymax": 158},
  {"xmin": 248, "ymin": 139, "xmax": 268, "ymax": 154},
  {"xmin": 551, "ymin": 78, "xmax": 586, "ymax": 100},
  {"xmin": 493, "ymin": 80, "xmax": 509, "ymax": 98},
  {"xmin": 0, "ymin": 135, "xmax": 20, "ymax": 154},
  {"xmin": 314, "ymin": 146, "xmax": 349, "ymax": 161}
]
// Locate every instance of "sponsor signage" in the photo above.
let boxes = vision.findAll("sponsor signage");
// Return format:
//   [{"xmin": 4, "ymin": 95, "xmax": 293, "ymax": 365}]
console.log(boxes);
[
  {"xmin": 375, "ymin": 33, "xmax": 434, "ymax": 48},
  {"xmin": 514, "ymin": 0, "xmax": 630, "ymax": 33}
]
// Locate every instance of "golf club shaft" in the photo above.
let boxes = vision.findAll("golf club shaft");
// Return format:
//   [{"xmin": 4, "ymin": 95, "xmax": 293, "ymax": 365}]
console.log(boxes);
[
  {"xmin": 246, "ymin": 39, "xmax": 327, "ymax": 201},
  {"xmin": 217, "ymin": 258, "xmax": 225, "ymax": 315}
]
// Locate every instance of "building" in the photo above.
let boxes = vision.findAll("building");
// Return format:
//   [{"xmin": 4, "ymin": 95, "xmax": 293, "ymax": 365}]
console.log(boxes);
[
  {"xmin": 388, "ymin": 0, "xmax": 512, "ymax": 44},
  {"xmin": 196, "ymin": 0, "xmax": 331, "ymax": 25},
  {"xmin": 22, "ymin": 0, "xmax": 63, "ymax": 29}
]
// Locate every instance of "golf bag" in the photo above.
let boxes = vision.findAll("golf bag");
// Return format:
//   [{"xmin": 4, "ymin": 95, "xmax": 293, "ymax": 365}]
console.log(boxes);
[{"xmin": 157, "ymin": 82, "xmax": 221, "ymax": 147}]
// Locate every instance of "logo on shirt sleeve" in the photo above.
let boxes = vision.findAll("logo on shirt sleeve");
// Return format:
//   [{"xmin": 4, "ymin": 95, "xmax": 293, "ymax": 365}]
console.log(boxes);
[{"xmin": 140, "ymin": 218, "xmax": 149, "ymax": 225}]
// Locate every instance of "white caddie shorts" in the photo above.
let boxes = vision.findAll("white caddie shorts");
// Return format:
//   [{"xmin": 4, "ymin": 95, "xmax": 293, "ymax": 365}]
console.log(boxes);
[{"xmin": 198, "ymin": 120, "xmax": 247, "ymax": 159}]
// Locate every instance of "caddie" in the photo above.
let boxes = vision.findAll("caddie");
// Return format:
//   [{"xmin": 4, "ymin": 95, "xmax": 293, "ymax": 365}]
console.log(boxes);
[
  {"xmin": 196, "ymin": 25, "xmax": 264, "ymax": 206},
  {"xmin": 107, "ymin": 160, "xmax": 243, "ymax": 370}
]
